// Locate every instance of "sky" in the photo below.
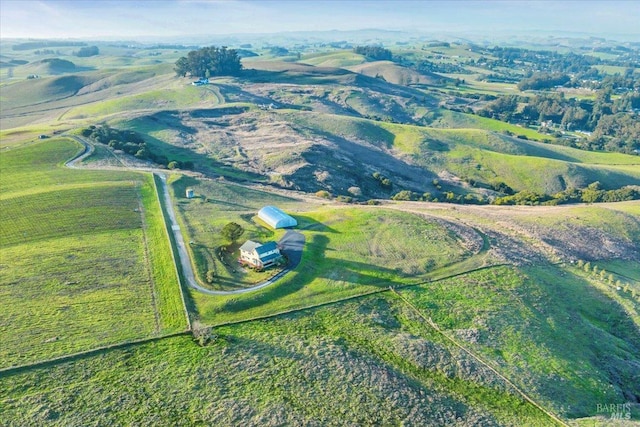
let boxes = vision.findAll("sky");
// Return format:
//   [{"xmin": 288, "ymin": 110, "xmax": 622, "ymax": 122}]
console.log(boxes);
[{"xmin": 1, "ymin": 0, "xmax": 639, "ymax": 40}]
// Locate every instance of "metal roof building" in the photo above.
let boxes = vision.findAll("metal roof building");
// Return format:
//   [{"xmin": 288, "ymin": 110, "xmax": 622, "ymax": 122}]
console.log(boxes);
[
  {"xmin": 239, "ymin": 240, "xmax": 282, "ymax": 269},
  {"xmin": 258, "ymin": 206, "xmax": 297, "ymax": 229}
]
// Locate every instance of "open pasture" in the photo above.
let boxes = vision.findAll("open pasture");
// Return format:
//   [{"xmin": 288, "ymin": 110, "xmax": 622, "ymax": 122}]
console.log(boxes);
[
  {"xmin": 0, "ymin": 138, "xmax": 185, "ymax": 367},
  {"xmin": 188, "ymin": 201, "xmax": 475, "ymax": 324},
  {"xmin": 5, "ymin": 263, "xmax": 638, "ymax": 425}
]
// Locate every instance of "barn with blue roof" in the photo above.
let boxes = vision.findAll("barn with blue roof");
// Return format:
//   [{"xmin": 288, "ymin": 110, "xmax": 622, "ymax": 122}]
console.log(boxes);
[{"xmin": 258, "ymin": 206, "xmax": 297, "ymax": 229}]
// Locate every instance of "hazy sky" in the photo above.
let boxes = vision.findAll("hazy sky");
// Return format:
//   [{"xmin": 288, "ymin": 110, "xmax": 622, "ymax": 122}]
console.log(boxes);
[{"xmin": 1, "ymin": 0, "xmax": 639, "ymax": 40}]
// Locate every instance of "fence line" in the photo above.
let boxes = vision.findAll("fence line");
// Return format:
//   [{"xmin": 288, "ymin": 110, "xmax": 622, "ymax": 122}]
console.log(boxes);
[
  {"xmin": 0, "ymin": 331, "xmax": 190, "ymax": 377},
  {"xmin": 389, "ymin": 288, "xmax": 569, "ymax": 427}
]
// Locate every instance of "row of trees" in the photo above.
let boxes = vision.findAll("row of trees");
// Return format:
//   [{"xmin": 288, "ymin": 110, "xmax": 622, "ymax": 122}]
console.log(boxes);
[
  {"xmin": 81, "ymin": 125, "xmax": 192, "ymax": 169},
  {"xmin": 174, "ymin": 46, "xmax": 242, "ymax": 78},
  {"xmin": 493, "ymin": 182, "xmax": 640, "ymax": 206}
]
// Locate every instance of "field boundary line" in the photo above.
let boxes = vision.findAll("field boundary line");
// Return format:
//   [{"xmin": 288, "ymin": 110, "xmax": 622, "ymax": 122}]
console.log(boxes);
[
  {"xmin": 136, "ymin": 182, "xmax": 162, "ymax": 334},
  {"xmin": 152, "ymin": 173, "xmax": 192, "ymax": 332},
  {"xmin": 211, "ymin": 263, "xmax": 511, "ymax": 328},
  {"xmin": 0, "ymin": 264, "xmax": 510, "ymax": 377},
  {"xmin": 389, "ymin": 287, "xmax": 570, "ymax": 427},
  {"xmin": 0, "ymin": 331, "xmax": 190, "ymax": 377}
]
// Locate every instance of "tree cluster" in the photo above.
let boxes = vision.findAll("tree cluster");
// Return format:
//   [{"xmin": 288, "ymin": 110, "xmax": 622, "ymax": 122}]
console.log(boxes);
[
  {"xmin": 477, "ymin": 89, "xmax": 640, "ymax": 154},
  {"xmin": 174, "ymin": 46, "xmax": 242, "ymax": 78},
  {"xmin": 221, "ymin": 222, "xmax": 244, "ymax": 243},
  {"xmin": 372, "ymin": 171, "xmax": 393, "ymax": 189},
  {"xmin": 493, "ymin": 182, "xmax": 640, "ymax": 206},
  {"xmin": 517, "ymin": 73, "xmax": 570, "ymax": 91},
  {"xmin": 81, "ymin": 125, "xmax": 193, "ymax": 169},
  {"xmin": 76, "ymin": 46, "xmax": 99, "ymax": 57},
  {"xmin": 410, "ymin": 59, "xmax": 468, "ymax": 75},
  {"xmin": 354, "ymin": 46, "xmax": 392, "ymax": 61}
]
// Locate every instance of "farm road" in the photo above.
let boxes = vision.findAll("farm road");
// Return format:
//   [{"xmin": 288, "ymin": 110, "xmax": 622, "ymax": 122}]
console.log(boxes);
[{"xmin": 66, "ymin": 135, "xmax": 304, "ymax": 296}]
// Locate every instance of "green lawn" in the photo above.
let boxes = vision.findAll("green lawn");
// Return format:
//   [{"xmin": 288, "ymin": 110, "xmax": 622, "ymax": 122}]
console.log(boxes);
[{"xmin": 0, "ymin": 138, "xmax": 186, "ymax": 367}]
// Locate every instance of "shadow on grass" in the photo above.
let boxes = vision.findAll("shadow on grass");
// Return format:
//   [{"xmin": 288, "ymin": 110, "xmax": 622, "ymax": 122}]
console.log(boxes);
[
  {"xmin": 295, "ymin": 215, "xmax": 338, "ymax": 233},
  {"xmin": 217, "ymin": 234, "xmax": 407, "ymax": 314}
]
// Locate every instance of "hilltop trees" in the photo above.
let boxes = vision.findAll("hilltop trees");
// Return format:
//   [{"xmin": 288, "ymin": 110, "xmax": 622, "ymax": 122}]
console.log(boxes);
[
  {"xmin": 76, "ymin": 46, "xmax": 99, "ymax": 57},
  {"xmin": 175, "ymin": 46, "xmax": 242, "ymax": 78},
  {"xmin": 354, "ymin": 45, "xmax": 392, "ymax": 61}
]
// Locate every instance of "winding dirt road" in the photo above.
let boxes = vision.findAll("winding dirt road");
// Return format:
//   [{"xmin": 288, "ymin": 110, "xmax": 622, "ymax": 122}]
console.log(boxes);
[{"xmin": 66, "ymin": 134, "xmax": 304, "ymax": 295}]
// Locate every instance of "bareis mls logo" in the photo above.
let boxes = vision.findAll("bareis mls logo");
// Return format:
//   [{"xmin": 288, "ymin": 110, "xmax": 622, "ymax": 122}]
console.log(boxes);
[{"xmin": 597, "ymin": 403, "xmax": 631, "ymax": 420}]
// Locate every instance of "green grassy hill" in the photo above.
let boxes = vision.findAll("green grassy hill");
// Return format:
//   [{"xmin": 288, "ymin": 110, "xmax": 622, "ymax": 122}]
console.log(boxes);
[
  {"xmin": 347, "ymin": 60, "xmax": 447, "ymax": 85},
  {"xmin": 299, "ymin": 50, "xmax": 367, "ymax": 68},
  {"xmin": 283, "ymin": 111, "xmax": 640, "ymax": 196}
]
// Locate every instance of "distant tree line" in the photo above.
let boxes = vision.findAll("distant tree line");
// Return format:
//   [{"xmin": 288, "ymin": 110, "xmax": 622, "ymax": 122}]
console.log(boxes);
[
  {"xmin": 81, "ymin": 125, "xmax": 193, "ymax": 169},
  {"xmin": 76, "ymin": 46, "xmax": 99, "ymax": 57},
  {"xmin": 34, "ymin": 49, "xmax": 59, "ymax": 55},
  {"xmin": 12, "ymin": 41, "xmax": 86, "ymax": 51},
  {"xmin": 174, "ymin": 46, "xmax": 242, "ymax": 78},
  {"xmin": 354, "ymin": 45, "xmax": 392, "ymax": 61}
]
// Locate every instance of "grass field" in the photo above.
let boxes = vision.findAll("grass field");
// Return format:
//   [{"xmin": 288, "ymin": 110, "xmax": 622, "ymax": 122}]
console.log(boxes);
[
  {"xmin": 186, "ymin": 199, "xmax": 476, "ymax": 324},
  {"xmin": 2, "ymin": 264, "xmax": 637, "ymax": 426},
  {"xmin": 0, "ymin": 138, "xmax": 185, "ymax": 367},
  {"xmin": 63, "ymin": 84, "xmax": 222, "ymax": 120},
  {"xmin": 434, "ymin": 110, "xmax": 553, "ymax": 142}
]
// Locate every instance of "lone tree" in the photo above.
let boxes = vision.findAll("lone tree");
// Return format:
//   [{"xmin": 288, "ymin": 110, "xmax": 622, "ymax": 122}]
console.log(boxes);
[
  {"xmin": 221, "ymin": 222, "xmax": 244, "ymax": 243},
  {"xmin": 175, "ymin": 46, "xmax": 242, "ymax": 78}
]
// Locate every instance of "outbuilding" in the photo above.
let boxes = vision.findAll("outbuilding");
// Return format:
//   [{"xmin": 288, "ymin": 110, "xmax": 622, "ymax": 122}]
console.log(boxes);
[{"xmin": 258, "ymin": 206, "xmax": 297, "ymax": 229}]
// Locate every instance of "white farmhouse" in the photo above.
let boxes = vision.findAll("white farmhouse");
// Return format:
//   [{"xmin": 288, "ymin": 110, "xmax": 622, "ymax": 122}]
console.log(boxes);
[{"xmin": 239, "ymin": 240, "xmax": 282, "ymax": 269}]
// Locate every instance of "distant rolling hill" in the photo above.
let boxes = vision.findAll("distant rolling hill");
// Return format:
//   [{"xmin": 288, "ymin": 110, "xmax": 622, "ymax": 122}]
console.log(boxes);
[
  {"xmin": 21, "ymin": 58, "xmax": 77, "ymax": 74},
  {"xmin": 299, "ymin": 50, "xmax": 367, "ymax": 68},
  {"xmin": 2, "ymin": 56, "xmax": 638, "ymax": 202},
  {"xmin": 347, "ymin": 60, "xmax": 447, "ymax": 86}
]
